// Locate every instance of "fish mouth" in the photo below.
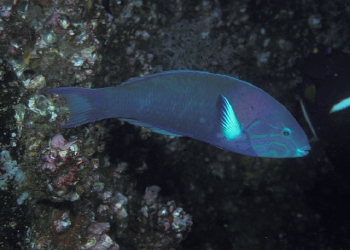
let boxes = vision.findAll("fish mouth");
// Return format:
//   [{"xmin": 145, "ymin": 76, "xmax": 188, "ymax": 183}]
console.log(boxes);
[{"xmin": 295, "ymin": 145, "xmax": 311, "ymax": 157}]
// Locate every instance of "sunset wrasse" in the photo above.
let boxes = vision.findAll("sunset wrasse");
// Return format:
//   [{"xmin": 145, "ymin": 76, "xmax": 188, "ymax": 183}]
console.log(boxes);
[{"xmin": 46, "ymin": 70, "xmax": 310, "ymax": 158}]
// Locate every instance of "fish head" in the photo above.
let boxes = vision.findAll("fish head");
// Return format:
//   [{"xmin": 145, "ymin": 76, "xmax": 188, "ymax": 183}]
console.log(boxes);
[{"xmin": 245, "ymin": 108, "xmax": 311, "ymax": 158}]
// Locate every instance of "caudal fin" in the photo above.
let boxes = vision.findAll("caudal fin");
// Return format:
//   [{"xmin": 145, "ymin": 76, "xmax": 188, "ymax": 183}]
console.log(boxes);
[{"xmin": 46, "ymin": 87, "xmax": 106, "ymax": 128}]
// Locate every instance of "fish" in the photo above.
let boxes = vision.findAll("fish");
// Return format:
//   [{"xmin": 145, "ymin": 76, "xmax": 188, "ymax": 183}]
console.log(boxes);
[
  {"xmin": 46, "ymin": 70, "xmax": 310, "ymax": 158},
  {"xmin": 299, "ymin": 48, "xmax": 350, "ymax": 169}
]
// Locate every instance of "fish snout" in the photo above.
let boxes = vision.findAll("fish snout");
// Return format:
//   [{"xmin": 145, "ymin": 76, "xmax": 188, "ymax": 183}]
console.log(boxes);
[{"xmin": 295, "ymin": 145, "xmax": 311, "ymax": 157}]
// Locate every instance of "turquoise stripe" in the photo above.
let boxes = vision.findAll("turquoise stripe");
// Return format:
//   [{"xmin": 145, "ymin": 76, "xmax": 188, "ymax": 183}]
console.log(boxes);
[{"xmin": 253, "ymin": 140, "xmax": 292, "ymax": 157}]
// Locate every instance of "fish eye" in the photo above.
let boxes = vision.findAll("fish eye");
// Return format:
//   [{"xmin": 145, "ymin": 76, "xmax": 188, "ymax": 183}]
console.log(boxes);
[{"xmin": 282, "ymin": 128, "xmax": 291, "ymax": 137}]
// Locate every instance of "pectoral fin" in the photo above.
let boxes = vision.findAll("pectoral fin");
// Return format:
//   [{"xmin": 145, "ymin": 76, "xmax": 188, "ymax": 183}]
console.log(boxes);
[{"xmin": 218, "ymin": 95, "xmax": 242, "ymax": 140}]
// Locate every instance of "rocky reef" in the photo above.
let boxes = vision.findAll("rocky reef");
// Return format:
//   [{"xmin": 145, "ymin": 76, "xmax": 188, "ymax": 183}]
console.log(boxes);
[{"xmin": 1, "ymin": 0, "xmax": 350, "ymax": 249}]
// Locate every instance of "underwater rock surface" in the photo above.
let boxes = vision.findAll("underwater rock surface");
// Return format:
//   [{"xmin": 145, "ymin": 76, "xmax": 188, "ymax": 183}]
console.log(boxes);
[{"xmin": 1, "ymin": 0, "xmax": 350, "ymax": 249}]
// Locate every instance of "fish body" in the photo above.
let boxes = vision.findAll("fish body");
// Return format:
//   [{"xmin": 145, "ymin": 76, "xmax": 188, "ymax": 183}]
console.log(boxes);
[
  {"xmin": 47, "ymin": 70, "xmax": 310, "ymax": 158},
  {"xmin": 300, "ymin": 48, "xmax": 350, "ymax": 168}
]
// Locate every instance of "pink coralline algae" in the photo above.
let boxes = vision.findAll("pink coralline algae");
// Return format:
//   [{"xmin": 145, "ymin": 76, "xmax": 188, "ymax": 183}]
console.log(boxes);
[
  {"xmin": 80, "ymin": 222, "xmax": 120, "ymax": 250},
  {"xmin": 92, "ymin": 184, "xmax": 129, "ymax": 225},
  {"xmin": 88, "ymin": 222, "xmax": 110, "ymax": 235},
  {"xmin": 40, "ymin": 133, "xmax": 98, "ymax": 202},
  {"xmin": 49, "ymin": 133, "xmax": 76, "ymax": 150},
  {"xmin": 44, "ymin": 12, "xmax": 68, "ymax": 35},
  {"xmin": 88, "ymin": 183, "xmax": 193, "ymax": 249}
]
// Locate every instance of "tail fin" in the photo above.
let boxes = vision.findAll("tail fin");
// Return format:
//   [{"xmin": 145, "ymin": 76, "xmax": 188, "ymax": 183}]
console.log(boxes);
[{"xmin": 46, "ymin": 87, "xmax": 107, "ymax": 128}]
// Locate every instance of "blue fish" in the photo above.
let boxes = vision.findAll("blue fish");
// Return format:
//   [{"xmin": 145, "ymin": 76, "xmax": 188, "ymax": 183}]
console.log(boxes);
[{"xmin": 46, "ymin": 70, "xmax": 310, "ymax": 158}]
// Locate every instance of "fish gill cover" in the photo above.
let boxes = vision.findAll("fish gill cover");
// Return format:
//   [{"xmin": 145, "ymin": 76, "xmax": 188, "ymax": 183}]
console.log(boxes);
[{"xmin": 0, "ymin": 0, "xmax": 350, "ymax": 249}]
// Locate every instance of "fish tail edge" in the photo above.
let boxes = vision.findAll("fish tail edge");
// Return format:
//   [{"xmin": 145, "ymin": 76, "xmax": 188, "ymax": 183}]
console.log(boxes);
[{"xmin": 46, "ymin": 87, "xmax": 105, "ymax": 128}]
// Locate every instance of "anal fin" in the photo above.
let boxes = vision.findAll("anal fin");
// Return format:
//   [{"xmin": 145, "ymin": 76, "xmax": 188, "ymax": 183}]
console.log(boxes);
[{"xmin": 120, "ymin": 118, "xmax": 182, "ymax": 137}]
